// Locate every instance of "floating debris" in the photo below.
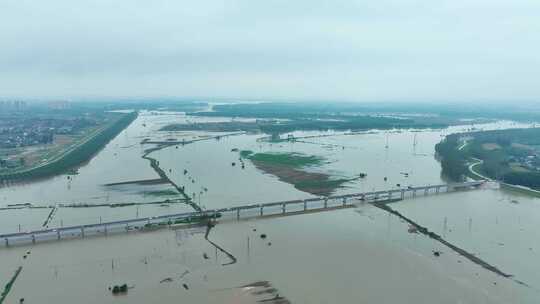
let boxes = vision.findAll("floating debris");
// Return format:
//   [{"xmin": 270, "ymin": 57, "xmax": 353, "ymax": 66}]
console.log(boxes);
[
  {"xmin": 260, "ymin": 234, "xmax": 267, "ymax": 239},
  {"xmin": 182, "ymin": 283, "xmax": 189, "ymax": 290},
  {"xmin": 179, "ymin": 270, "xmax": 190, "ymax": 279},
  {"xmin": 237, "ymin": 281, "xmax": 291, "ymax": 303},
  {"xmin": 433, "ymin": 250, "xmax": 442, "ymax": 257},
  {"xmin": 111, "ymin": 284, "xmax": 128, "ymax": 295},
  {"xmin": 239, "ymin": 281, "xmax": 271, "ymax": 288}
]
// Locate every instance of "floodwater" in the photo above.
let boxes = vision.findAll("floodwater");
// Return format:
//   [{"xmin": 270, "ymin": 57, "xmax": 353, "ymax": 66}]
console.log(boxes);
[
  {"xmin": 0, "ymin": 111, "xmax": 539, "ymax": 302},
  {"xmin": 393, "ymin": 188, "xmax": 540, "ymax": 290},
  {"xmin": 1, "ymin": 111, "xmax": 166, "ymax": 206},
  {"xmin": 0, "ymin": 204, "xmax": 528, "ymax": 303},
  {"xmin": 0, "ymin": 111, "xmax": 253, "ymax": 232},
  {"xmin": 154, "ymin": 120, "xmax": 531, "ymax": 209}
]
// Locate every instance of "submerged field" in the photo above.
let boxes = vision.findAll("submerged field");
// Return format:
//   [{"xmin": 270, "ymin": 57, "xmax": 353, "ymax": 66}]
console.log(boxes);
[
  {"xmin": 0, "ymin": 110, "xmax": 539, "ymax": 302},
  {"xmin": 0, "ymin": 196, "xmax": 529, "ymax": 303},
  {"xmin": 241, "ymin": 151, "xmax": 356, "ymax": 196}
]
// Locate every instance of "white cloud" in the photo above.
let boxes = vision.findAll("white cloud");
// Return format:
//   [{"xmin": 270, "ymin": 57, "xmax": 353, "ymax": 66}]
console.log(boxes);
[{"xmin": 0, "ymin": 0, "xmax": 539, "ymax": 101}]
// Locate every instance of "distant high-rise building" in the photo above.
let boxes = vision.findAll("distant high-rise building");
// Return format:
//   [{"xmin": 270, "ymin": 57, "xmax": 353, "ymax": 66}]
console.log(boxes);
[
  {"xmin": 48, "ymin": 101, "xmax": 71, "ymax": 110},
  {"xmin": 0, "ymin": 100, "xmax": 27, "ymax": 111}
]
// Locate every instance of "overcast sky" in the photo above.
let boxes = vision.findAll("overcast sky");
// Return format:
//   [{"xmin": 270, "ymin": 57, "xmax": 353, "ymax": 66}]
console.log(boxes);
[{"xmin": 0, "ymin": 0, "xmax": 539, "ymax": 102}]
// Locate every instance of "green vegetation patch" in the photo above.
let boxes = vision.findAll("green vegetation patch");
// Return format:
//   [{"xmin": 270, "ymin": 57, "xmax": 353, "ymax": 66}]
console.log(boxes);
[
  {"xmin": 240, "ymin": 150, "xmax": 254, "ymax": 158},
  {"xmin": 142, "ymin": 189, "xmax": 179, "ymax": 197},
  {"xmin": 295, "ymin": 178, "xmax": 351, "ymax": 188},
  {"xmin": 0, "ymin": 266, "xmax": 22, "ymax": 304},
  {"xmin": 0, "ymin": 112, "xmax": 138, "ymax": 182},
  {"xmin": 241, "ymin": 151, "xmax": 325, "ymax": 168},
  {"xmin": 437, "ymin": 128, "xmax": 540, "ymax": 190},
  {"xmin": 240, "ymin": 150, "xmax": 354, "ymax": 195},
  {"xmin": 481, "ymin": 143, "xmax": 502, "ymax": 151}
]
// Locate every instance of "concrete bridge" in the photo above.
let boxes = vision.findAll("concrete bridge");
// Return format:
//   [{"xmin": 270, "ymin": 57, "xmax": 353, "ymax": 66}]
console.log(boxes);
[{"xmin": 0, "ymin": 180, "xmax": 485, "ymax": 247}]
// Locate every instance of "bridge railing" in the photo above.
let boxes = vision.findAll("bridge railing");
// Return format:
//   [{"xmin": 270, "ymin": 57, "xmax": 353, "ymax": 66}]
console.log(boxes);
[{"xmin": 0, "ymin": 181, "xmax": 485, "ymax": 247}]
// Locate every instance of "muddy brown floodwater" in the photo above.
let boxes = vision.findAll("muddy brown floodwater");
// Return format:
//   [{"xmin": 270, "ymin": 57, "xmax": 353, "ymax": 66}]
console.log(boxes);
[
  {"xmin": 0, "ymin": 112, "xmax": 538, "ymax": 302},
  {"xmin": 0, "ymin": 199, "xmax": 533, "ymax": 303}
]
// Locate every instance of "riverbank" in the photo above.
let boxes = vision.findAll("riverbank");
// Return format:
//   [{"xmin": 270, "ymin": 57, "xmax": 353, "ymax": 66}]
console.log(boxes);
[
  {"xmin": 467, "ymin": 158, "xmax": 540, "ymax": 198},
  {"xmin": 0, "ymin": 112, "xmax": 138, "ymax": 183},
  {"xmin": 437, "ymin": 128, "xmax": 540, "ymax": 191}
]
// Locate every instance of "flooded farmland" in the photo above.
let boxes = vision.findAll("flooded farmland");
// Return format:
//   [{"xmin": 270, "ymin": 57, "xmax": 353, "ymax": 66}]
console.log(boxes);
[
  {"xmin": 0, "ymin": 198, "xmax": 533, "ymax": 303},
  {"xmin": 1, "ymin": 111, "xmax": 539, "ymax": 303}
]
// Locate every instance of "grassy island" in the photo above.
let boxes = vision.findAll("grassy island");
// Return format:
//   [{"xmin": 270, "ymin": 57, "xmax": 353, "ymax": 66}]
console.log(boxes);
[{"xmin": 241, "ymin": 150, "xmax": 355, "ymax": 196}]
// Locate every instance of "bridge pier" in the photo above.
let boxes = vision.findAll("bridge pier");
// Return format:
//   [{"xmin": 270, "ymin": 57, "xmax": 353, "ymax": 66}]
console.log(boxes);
[{"xmin": 0, "ymin": 181, "xmax": 485, "ymax": 247}]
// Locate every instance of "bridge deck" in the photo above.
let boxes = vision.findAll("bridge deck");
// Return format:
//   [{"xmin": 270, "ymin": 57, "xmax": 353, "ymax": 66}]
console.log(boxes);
[{"xmin": 0, "ymin": 181, "xmax": 485, "ymax": 246}]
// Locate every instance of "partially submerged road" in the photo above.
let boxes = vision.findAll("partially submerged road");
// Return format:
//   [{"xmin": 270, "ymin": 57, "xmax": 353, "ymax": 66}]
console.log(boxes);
[{"xmin": 373, "ymin": 200, "xmax": 529, "ymax": 287}]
